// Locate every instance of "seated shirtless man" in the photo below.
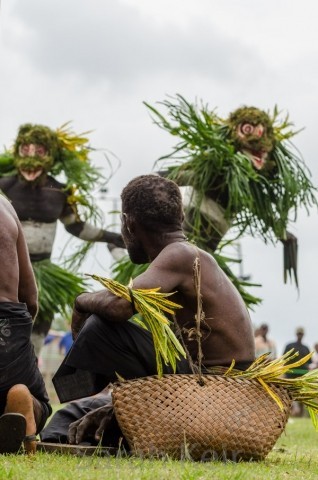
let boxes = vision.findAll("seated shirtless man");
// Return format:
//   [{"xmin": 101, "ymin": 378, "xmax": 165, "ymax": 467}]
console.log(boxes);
[
  {"xmin": 0, "ymin": 194, "xmax": 52, "ymax": 453},
  {"xmin": 42, "ymin": 174, "xmax": 255, "ymax": 446}
]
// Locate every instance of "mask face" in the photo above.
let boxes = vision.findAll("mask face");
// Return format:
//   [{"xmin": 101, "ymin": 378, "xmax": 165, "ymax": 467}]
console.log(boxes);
[
  {"xmin": 15, "ymin": 143, "xmax": 53, "ymax": 181},
  {"xmin": 228, "ymin": 107, "xmax": 275, "ymax": 171},
  {"xmin": 13, "ymin": 124, "xmax": 58, "ymax": 182}
]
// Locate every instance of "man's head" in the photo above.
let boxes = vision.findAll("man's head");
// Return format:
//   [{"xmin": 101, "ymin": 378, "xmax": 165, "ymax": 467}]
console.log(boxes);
[
  {"xmin": 259, "ymin": 324, "xmax": 269, "ymax": 336},
  {"xmin": 120, "ymin": 174, "xmax": 184, "ymax": 263},
  {"xmin": 296, "ymin": 327, "xmax": 305, "ymax": 341},
  {"xmin": 14, "ymin": 124, "xmax": 60, "ymax": 182}
]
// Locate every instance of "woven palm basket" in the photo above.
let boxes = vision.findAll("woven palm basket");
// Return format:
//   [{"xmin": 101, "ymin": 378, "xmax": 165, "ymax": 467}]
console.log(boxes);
[{"xmin": 112, "ymin": 374, "xmax": 292, "ymax": 461}]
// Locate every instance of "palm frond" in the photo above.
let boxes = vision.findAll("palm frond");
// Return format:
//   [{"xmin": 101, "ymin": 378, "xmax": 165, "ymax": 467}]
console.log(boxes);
[
  {"xmin": 208, "ymin": 350, "xmax": 318, "ymax": 427},
  {"xmin": 88, "ymin": 274, "xmax": 186, "ymax": 376}
]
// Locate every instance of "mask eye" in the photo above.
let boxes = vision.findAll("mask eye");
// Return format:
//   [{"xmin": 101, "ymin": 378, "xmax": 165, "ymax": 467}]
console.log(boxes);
[
  {"xmin": 254, "ymin": 124, "xmax": 264, "ymax": 138},
  {"xmin": 35, "ymin": 145, "xmax": 47, "ymax": 157},
  {"xmin": 240, "ymin": 123, "xmax": 254, "ymax": 135},
  {"xmin": 19, "ymin": 145, "xmax": 30, "ymax": 157}
]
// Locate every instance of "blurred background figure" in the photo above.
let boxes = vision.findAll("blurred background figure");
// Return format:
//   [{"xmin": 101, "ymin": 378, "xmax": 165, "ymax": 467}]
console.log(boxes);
[
  {"xmin": 38, "ymin": 330, "xmax": 66, "ymax": 404},
  {"xmin": 58, "ymin": 331, "xmax": 73, "ymax": 357},
  {"xmin": 309, "ymin": 343, "xmax": 318, "ymax": 370},
  {"xmin": 283, "ymin": 327, "xmax": 312, "ymax": 373},
  {"xmin": 0, "ymin": 123, "xmax": 124, "ymax": 358},
  {"xmin": 254, "ymin": 323, "xmax": 277, "ymax": 360},
  {"xmin": 283, "ymin": 327, "xmax": 312, "ymax": 417}
]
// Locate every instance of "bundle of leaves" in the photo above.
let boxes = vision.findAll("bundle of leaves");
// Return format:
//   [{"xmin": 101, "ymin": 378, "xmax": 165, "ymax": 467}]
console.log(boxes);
[
  {"xmin": 33, "ymin": 259, "xmax": 87, "ymax": 319},
  {"xmin": 88, "ymin": 274, "xmax": 186, "ymax": 376}
]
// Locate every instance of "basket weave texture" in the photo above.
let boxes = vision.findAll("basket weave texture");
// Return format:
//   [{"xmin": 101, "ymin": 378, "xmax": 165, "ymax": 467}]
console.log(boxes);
[{"xmin": 112, "ymin": 374, "xmax": 292, "ymax": 461}]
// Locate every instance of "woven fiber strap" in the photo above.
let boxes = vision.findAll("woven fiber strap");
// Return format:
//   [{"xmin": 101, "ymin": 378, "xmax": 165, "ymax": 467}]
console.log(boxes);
[{"xmin": 112, "ymin": 374, "xmax": 292, "ymax": 461}]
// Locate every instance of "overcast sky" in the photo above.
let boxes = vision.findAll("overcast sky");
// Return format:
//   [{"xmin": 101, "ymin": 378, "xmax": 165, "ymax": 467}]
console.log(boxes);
[{"xmin": 1, "ymin": 0, "xmax": 318, "ymax": 352}]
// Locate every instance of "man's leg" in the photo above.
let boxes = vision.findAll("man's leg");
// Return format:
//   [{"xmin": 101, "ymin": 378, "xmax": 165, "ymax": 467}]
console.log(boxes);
[
  {"xmin": 40, "ymin": 389, "xmax": 112, "ymax": 444},
  {"xmin": 64, "ymin": 315, "xmax": 167, "ymax": 383},
  {"xmin": 4, "ymin": 384, "xmax": 43, "ymax": 453},
  {"xmin": 50, "ymin": 316, "xmax": 190, "ymax": 445}
]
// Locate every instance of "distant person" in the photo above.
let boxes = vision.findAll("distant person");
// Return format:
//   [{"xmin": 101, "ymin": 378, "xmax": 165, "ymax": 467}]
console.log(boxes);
[
  {"xmin": 309, "ymin": 343, "xmax": 318, "ymax": 370},
  {"xmin": 283, "ymin": 327, "xmax": 312, "ymax": 375},
  {"xmin": 59, "ymin": 331, "xmax": 73, "ymax": 356},
  {"xmin": 0, "ymin": 123, "xmax": 125, "ymax": 357},
  {"xmin": 254, "ymin": 324, "xmax": 277, "ymax": 360},
  {"xmin": 0, "ymin": 194, "xmax": 52, "ymax": 453},
  {"xmin": 283, "ymin": 327, "xmax": 312, "ymax": 417}
]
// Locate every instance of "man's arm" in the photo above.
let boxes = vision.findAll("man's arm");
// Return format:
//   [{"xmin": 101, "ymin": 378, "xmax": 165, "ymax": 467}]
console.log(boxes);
[
  {"xmin": 60, "ymin": 209, "xmax": 125, "ymax": 248},
  {"xmin": 73, "ymin": 288, "xmax": 134, "ymax": 333},
  {"xmin": 73, "ymin": 243, "xmax": 189, "ymax": 327},
  {"xmin": 15, "ymin": 209, "xmax": 38, "ymax": 318}
]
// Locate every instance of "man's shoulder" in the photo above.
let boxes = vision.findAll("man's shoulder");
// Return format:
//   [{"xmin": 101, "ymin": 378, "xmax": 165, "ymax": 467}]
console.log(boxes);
[
  {"xmin": 44, "ymin": 175, "xmax": 67, "ymax": 190},
  {"xmin": 0, "ymin": 175, "xmax": 17, "ymax": 190},
  {"xmin": 157, "ymin": 242, "xmax": 212, "ymax": 278},
  {"xmin": 152, "ymin": 242, "xmax": 195, "ymax": 271},
  {"xmin": 0, "ymin": 193, "xmax": 14, "ymax": 212},
  {"xmin": 0, "ymin": 194, "xmax": 18, "ymax": 229},
  {"xmin": 160, "ymin": 241, "xmax": 199, "ymax": 261},
  {"xmin": 284, "ymin": 341, "xmax": 296, "ymax": 351},
  {"xmin": 268, "ymin": 338, "xmax": 276, "ymax": 348}
]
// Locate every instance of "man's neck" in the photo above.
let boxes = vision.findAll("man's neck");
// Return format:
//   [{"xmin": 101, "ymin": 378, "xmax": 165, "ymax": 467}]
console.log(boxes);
[{"xmin": 145, "ymin": 230, "xmax": 188, "ymax": 262}]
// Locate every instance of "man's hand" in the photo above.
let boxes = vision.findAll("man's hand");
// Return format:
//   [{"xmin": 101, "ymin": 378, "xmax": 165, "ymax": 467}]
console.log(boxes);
[
  {"xmin": 102, "ymin": 231, "xmax": 126, "ymax": 249},
  {"xmin": 281, "ymin": 231, "xmax": 297, "ymax": 245},
  {"xmin": 68, "ymin": 405, "xmax": 114, "ymax": 444},
  {"xmin": 71, "ymin": 301, "xmax": 90, "ymax": 340}
]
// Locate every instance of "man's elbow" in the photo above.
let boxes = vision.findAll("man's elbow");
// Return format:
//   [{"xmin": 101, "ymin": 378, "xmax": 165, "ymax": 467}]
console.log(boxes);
[
  {"xmin": 102, "ymin": 298, "xmax": 134, "ymax": 323},
  {"xmin": 28, "ymin": 301, "xmax": 39, "ymax": 320},
  {"xmin": 65, "ymin": 222, "xmax": 83, "ymax": 239}
]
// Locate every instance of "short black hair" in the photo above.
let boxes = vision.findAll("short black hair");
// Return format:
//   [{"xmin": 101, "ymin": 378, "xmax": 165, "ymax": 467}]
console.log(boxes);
[{"xmin": 121, "ymin": 174, "xmax": 183, "ymax": 231}]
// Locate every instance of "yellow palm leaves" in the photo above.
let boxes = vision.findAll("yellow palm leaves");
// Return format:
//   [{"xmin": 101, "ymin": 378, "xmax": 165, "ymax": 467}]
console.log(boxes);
[
  {"xmin": 56, "ymin": 122, "xmax": 92, "ymax": 163},
  {"xmin": 88, "ymin": 274, "xmax": 186, "ymax": 376},
  {"xmin": 216, "ymin": 350, "xmax": 318, "ymax": 428}
]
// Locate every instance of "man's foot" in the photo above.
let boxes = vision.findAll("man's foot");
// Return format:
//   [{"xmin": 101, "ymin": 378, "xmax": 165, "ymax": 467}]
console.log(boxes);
[
  {"xmin": 0, "ymin": 413, "xmax": 26, "ymax": 454},
  {"xmin": 5, "ymin": 384, "xmax": 37, "ymax": 453}
]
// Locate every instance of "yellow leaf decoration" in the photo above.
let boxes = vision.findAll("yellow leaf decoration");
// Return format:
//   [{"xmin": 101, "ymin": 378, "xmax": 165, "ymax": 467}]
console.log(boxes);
[{"xmin": 88, "ymin": 274, "xmax": 186, "ymax": 377}]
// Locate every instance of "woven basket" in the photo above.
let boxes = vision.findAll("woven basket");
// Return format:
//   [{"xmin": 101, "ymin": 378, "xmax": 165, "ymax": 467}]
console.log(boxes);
[{"xmin": 112, "ymin": 374, "xmax": 292, "ymax": 461}]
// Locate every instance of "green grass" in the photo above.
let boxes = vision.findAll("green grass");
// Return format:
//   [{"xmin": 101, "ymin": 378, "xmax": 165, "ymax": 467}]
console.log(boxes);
[{"xmin": 0, "ymin": 418, "xmax": 317, "ymax": 480}]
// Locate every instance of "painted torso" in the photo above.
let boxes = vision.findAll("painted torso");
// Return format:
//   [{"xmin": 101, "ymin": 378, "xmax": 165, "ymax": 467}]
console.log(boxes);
[
  {"xmin": 0, "ymin": 175, "xmax": 69, "ymax": 222},
  {"xmin": 0, "ymin": 174, "xmax": 71, "ymax": 257}
]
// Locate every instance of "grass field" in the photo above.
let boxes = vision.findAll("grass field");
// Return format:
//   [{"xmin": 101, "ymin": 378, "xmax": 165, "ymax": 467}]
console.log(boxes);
[{"xmin": 0, "ymin": 418, "xmax": 317, "ymax": 480}]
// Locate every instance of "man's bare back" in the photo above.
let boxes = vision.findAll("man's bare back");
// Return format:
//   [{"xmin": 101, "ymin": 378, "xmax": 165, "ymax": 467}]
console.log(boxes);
[
  {"xmin": 72, "ymin": 176, "xmax": 255, "ymax": 368},
  {"xmin": 0, "ymin": 195, "xmax": 51, "ymax": 453},
  {"xmin": 0, "ymin": 195, "xmax": 37, "ymax": 318},
  {"xmin": 133, "ymin": 241, "xmax": 255, "ymax": 367},
  {"xmin": 75, "ymin": 240, "xmax": 254, "ymax": 367}
]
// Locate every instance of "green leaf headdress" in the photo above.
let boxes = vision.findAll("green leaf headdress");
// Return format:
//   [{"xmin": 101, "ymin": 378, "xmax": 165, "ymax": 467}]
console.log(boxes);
[
  {"xmin": 145, "ymin": 94, "xmax": 317, "ymax": 243},
  {"xmin": 0, "ymin": 122, "xmax": 107, "ymax": 222}
]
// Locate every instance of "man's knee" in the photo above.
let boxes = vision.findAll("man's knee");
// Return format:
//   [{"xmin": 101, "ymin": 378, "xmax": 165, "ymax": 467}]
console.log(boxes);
[{"xmin": 6, "ymin": 384, "xmax": 31, "ymax": 404}]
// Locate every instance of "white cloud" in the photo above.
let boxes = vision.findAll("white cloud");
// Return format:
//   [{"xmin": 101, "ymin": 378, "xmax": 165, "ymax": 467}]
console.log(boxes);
[{"xmin": 4, "ymin": 0, "xmax": 262, "ymax": 86}]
